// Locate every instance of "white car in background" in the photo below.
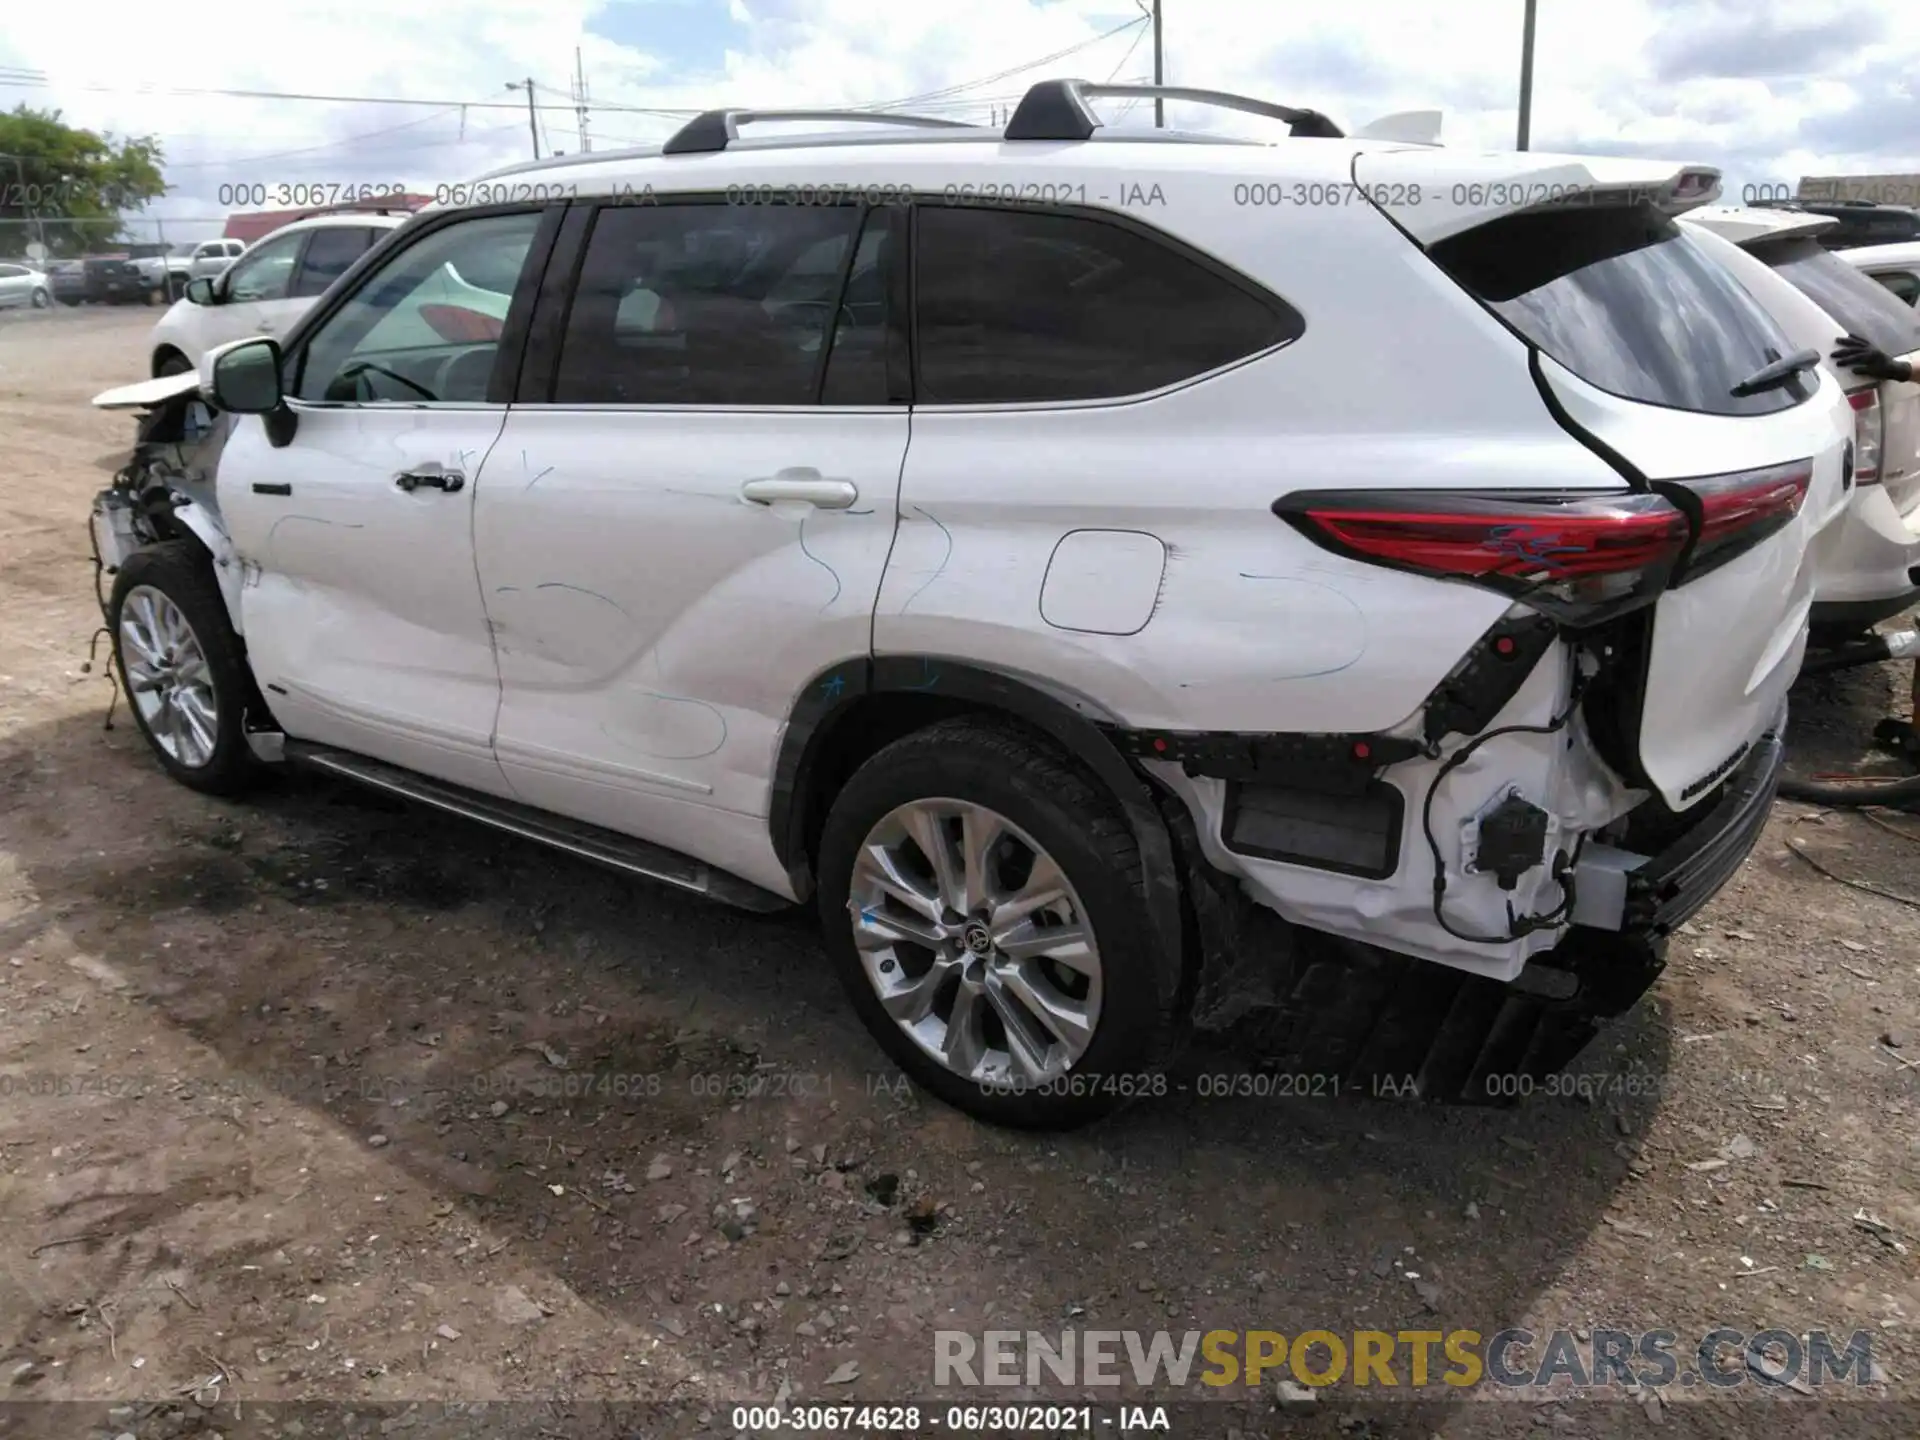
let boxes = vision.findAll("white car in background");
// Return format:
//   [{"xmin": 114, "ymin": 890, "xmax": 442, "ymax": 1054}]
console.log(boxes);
[
  {"xmin": 1839, "ymin": 240, "xmax": 1920, "ymax": 309},
  {"xmin": 0, "ymin": 261, "xmax": 51, "ymax": 309},
  {"xmin": 146, "ymin": 213, "xmax": 408, "ymax": 375},
  {"xmin": 189, "ymin": 237, "xmax": 249, "ymax": 281},
  {"xmin": 1685, "ymin": 206, "xmax": 1920, "ymax": 637}
]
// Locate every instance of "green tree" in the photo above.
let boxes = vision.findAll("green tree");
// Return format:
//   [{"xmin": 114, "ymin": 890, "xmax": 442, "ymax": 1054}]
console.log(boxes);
[{"xmin": 0, "ymin": 105, "xmax": 167, "ymax": 260}]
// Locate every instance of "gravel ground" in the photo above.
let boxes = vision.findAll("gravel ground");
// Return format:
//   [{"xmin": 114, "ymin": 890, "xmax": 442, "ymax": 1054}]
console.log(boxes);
[{"xmin": 1, "ymin": 305, "xmax": 1916, "ymax": 1440}]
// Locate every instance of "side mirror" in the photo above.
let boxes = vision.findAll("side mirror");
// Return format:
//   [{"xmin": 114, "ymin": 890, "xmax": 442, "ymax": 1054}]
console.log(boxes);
[
  {"xmin": 206, "ymin": 337, "xmax": 299, "ymax": 447},
  {"xmin": 208, "ymin": 337, "xmax": 284, "ymax": 414},
  {"xmin": 185, "ymin": 276, "xmax": 217, "ymax": 305}
]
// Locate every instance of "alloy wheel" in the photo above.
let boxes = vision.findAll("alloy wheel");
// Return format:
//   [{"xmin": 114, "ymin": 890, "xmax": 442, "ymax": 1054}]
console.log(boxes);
[
  {"xmin": 119, "ymin": 584, "xmax": 220, "ymax": 768},
  {"xmin": 847, "ymin": 799, "xmax": 1102, "ymax": 1086}
]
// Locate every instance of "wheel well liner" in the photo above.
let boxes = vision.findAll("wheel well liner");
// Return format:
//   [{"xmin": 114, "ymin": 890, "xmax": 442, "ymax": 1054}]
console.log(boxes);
[{"xmin": 771, "ymin": 656, "xmax": 1187, "ymax": 976}]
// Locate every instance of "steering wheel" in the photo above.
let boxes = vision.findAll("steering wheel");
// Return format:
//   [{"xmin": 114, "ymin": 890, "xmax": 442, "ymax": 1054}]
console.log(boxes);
[{"xmin": 337, "ymin": 358, "xmax": 438, "ymax": 402}]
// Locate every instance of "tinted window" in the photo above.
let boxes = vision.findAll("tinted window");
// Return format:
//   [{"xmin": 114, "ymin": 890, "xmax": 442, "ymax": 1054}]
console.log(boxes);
[
  {"xmin": 294, "ymin": 211, "xmax": 541, "ymax": 403},
  {"xmin": 290, "ymin": 226, "xmax": 376, "ymax": 298},
  {"xmin": 1431, "ymin": 203, "xmax": 1806, "ymax": 416},
  {"xmin": 1751, "ymin": 237, "xmax": 1920, "ymax": 355},
  {"xmin": 914, "ymin": 207, "xmax": 1296, "ymax": 403},
  {"xmin": 553, "ymin": 203, "xmax": 872, "ymax": 406}
]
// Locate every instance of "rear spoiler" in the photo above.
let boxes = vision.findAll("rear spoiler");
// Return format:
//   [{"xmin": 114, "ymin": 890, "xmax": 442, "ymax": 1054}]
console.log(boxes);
[
  {"xmin": 1352, "ymin": 153, "xmax": 1724, "ymax": 246},
  {"xmin": 1353, "ymin": 110, "xmax": 1442, "ymax": 145}
]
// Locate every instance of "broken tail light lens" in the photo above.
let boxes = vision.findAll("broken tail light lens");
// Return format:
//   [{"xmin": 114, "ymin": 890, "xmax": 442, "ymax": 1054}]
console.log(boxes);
[
  {"xmin": 1272, "ymin": 489, "xmax": 1689, "ymax": 625},
  {"xmin": 1848, "ymin": 387, "xmax": 1883, "ymax": 484},
  {"xmin": 1664, "ymin": 459, "xmax": 1812, "ymax": 582}
]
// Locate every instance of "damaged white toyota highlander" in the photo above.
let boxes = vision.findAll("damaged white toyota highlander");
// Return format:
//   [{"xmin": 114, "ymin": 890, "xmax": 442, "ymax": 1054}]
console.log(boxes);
[{"xmin": 89, "ymin": 82, "xmax": 1850, "ymax": 1128}]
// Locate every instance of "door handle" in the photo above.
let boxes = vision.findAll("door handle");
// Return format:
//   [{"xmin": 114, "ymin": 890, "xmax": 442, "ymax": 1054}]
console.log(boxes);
[
  {"xmin": 740, "ymin": 469, "xmax": 858, "ymax": 508},
  {"xmin": 395, "ymin": 468, "xmax": 466, "ymax": 493}
]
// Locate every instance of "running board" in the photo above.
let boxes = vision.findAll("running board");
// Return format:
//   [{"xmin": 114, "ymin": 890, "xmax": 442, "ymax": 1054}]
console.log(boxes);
[{"xmin": 283, "ymin": 742, "xmax": 791, "ymax": 914}]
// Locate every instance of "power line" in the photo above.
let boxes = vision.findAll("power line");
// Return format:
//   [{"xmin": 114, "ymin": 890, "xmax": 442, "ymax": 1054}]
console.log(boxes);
[
  {"xmin": 162, "ymin": 107, "xmax": 465, "ymax": 168},
  {"xmin": 866, "ymin": 17, "xmax": 1146, "ymax": 110}
]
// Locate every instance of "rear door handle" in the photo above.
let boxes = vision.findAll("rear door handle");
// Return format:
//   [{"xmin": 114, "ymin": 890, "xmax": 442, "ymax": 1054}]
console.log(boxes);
[
  {"xmin": 395, "ymin": 468, "xmax": 466, "ymax": 493},
  {"xmin": 740, "ymin": 468, "xmax": 857, "ymax": 509}
]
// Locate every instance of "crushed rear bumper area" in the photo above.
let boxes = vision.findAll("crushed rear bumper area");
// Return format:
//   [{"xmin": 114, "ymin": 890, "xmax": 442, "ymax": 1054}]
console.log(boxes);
[{"xmin": 1166, "ymin": 723, "xmax": 1785, "ymax": 1105}]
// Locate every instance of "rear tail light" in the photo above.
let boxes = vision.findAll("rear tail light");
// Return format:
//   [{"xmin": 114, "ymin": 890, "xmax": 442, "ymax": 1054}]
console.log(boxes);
[
  {"xmin": 1848, "ymin": 387, "xmax": 1883, "ymax": 484},
  {"xmin": 1661, "ymin": 460, "xmax": 1811, "ymax": 581},
  {"xmin": 1272, "ymin": 489, "xmax": 1689, "ymax": 625}
]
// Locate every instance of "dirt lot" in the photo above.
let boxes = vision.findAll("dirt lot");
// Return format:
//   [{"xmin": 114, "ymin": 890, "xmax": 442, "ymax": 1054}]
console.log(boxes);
[{"xmin": 1, "ymin": 306, "xmax": 1916, "ymax": 1440}]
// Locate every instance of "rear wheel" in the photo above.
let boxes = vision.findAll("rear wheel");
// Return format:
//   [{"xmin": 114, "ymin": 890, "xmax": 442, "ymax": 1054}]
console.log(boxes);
[
  {"xmin": 816, "ymin": 717, "xmax": 1182, "ymax": 1129},
  {"xmin": 109, "ymin": 543, "xmax": 260, "ymax": 796}
]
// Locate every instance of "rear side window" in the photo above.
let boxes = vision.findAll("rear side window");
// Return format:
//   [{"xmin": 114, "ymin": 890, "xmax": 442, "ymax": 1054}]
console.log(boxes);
[
  {"xmin": 1871, "ymin": 270, "xmax": 1920, "ymax": 307},
  {"xmin": 913, "ymin": 206, "xmax": 1299, "ymax": 404},
  {"xmin": 291, "ymin": 226, "xmax": 376, "ymax": 298},
  {"xmin": 1430, "ymin": 204, "xmax": 1807, "ymax": 416},
  {"xmin": 1750, "ymin": 237, "xmax": 1920, "ymax": 355},
  {"xmin": 552, "ymin": 202, "xmax": 879, "ymax": 406}
]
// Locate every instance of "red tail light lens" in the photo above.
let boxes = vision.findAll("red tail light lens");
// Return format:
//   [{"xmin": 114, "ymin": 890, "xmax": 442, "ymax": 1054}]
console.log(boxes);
[
  {"xmin": 1272, "ymin": 489, "xmax": 1689, "ymax": 625},
  {"xmin": 1664, "ymin": 460, "xmax": 1811, "ymax": 581},
  {"xmin": 1848, "ymin": 387, "xmax": 1883, "ymax": 484}
]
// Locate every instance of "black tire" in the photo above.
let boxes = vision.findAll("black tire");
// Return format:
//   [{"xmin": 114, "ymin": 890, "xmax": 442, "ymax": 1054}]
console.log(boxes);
[
  {"xmin": 30, "ymin": 287, "xmax": 49, "ymax": 309},
  {"xmin": 108, "ymin": 542, "xmax": 261, "ymax": 797},
  {"xmin": 155, "ymin": 351, "xmax": 192, "ymax": 377},
  {"xmin": 815, "ymin": 716, "xmax": 1184, "ymax": 1129}
]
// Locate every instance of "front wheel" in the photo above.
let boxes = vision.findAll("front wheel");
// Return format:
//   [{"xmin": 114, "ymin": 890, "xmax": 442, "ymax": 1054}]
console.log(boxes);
[
  {"xmin": 155, "ymin": 351, "xmax": 192, "ymax": 377},
  {"xmin": 109, "ymin": 543, "xmax": 261, "ymax": 796},
  {"xmin": 30, "ymin": 287, "xmax": 49, "ymax": 309},
  {"xmin": 815, "ymin": 717, "xmax": 1183, "ymax": 1129}
]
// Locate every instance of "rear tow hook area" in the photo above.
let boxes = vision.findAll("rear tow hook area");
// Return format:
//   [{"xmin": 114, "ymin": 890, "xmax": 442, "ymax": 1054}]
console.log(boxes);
[{"xmin": 1159, "ymin": 793, "xmax": 1665, "ymax": 1106}]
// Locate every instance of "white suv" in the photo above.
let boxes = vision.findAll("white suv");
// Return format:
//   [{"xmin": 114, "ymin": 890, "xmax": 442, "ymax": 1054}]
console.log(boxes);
[
  {"xmin": 1684, "ymin": 206, "xmax": 1920, "ymax": 637},
  {"xmin": 90, "ymin": 83, "xmax": 1851, "ymax": 1128},
  {"xmin": 146, "ymin": 212, "xmax": 408, "ymax": 375}
]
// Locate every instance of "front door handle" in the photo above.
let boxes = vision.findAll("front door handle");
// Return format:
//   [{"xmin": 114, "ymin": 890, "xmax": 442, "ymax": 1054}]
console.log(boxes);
[
  {"xmin": 740, "ymin": 468, "xmax": 857, "ymax": 509},
  {"xmin": 395, "ymin": 468, "xmax": 466, "ymax": 493}
]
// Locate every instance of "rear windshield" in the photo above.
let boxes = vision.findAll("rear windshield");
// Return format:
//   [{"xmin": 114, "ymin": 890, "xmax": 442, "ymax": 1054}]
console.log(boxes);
[
  {"xmin": 1750, "ymin": 235, "xmax": 1920, "ymax": 357},
  {"xmin": 1429, "ymin": 203, "xmax": 1808, "ymax": 416}
]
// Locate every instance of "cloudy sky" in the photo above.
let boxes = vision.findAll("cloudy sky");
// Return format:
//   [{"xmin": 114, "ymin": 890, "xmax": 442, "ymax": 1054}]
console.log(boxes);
[{"xmin": 1, "ymin": 0, "xmax": 1914, "ymax": 242}]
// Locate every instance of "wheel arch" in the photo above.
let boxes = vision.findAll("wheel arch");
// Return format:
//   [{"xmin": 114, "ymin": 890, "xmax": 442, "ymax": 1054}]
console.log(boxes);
[
  {"xmin": 153, "ymin": 505, "xmax": 245, "ymax": 636},
  {"xmin": 151, "ymin": 344, "xmax": 190, "ymax": 378},
  {"xmin": 771, "ymin": 656, "xmax": 1188, "ymax": 978}
]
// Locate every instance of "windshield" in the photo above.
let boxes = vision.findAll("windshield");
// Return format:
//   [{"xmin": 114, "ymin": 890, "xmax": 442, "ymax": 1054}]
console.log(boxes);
[
  {"xmin": 1752, "ymin": 236, "xmax": 1920, "ymax": 356},
  {"xmin": 1429, "ymin": 202, "xmax": 1808, "ymax": 416}
]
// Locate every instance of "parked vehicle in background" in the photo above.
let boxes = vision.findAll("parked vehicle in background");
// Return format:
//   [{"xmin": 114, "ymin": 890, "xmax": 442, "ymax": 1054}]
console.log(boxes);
[
  {"xmin": 1687, "ymin": 206, "xmax": 1920, "ymax": 637},
  {"xmin": 81, "ymin": 254, "xmax": 151, "ymax": 304},
  {"xmin": 145, "ymin": 212, "xmax": 405, "ymax": 375},
  {"xmin": 94, "ymin": 87, "xmax": 1850, "ymax": 1127},
  {"xmin": 1754, "ymin": 199, "xmax": 1920, "ymax": 250},
  {"xmin": 49, "ymin": 259, "xmax": 86, "ymax": 305},
  {"xmin": 190, "ymin": 238, "xmax": 248, "ymax": 280},
  {"xmin": 1839, "ymin": 240, "xmax": 1920, "ymax": 308},
  {"xmin": 0, "ymin": 262, "xmax": 50, "ymax": 309},
  {"xmin": 129, "ymin": 244, "xmax": 199, "ymax": 302}
]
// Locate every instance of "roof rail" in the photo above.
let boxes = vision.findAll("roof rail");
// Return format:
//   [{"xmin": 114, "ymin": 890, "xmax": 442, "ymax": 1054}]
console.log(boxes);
[
  {"xmin": 1003, "ymin": 79, "xmax": 1344, "ymax": 142},
  {"xmin": 663, "ymin": 108, "xmax": 976, "ymax": 156}
]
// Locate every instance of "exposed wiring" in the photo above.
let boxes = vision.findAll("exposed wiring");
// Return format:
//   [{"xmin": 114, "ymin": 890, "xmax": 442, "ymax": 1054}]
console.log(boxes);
[{"xmin": 1419, "ymin": 671, "xmax": 1589, "ymax": 945}]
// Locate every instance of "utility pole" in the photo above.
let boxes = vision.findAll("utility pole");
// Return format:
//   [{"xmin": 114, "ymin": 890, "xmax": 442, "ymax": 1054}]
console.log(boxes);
[
  {"xmin": 1151, "ymin": 0, "xmax": 1164, "ymax": 128},
  {"xmin": 507, "ymin": 79, "xmax": 539, "ymax": 159},
  {"xmin": 1516, "ymin": 0, "xmax": 1538, "ymax": 150},
  {"xmin": 574, "ymin": 48, "xmax": 592, "ymax": 153}
]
